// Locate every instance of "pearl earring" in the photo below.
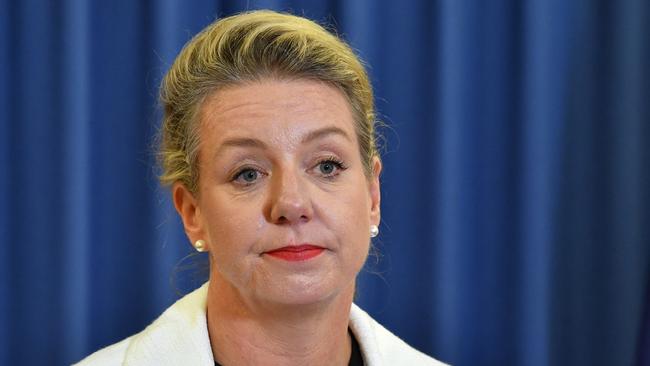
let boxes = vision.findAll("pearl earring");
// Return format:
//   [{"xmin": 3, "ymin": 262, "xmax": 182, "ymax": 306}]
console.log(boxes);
[
  {"xmin": 370, "ymin": 225, "xmax": 379, "ymax": 238},
  {"xmin": 194, "ymin": 239, "xmax": 206, "ymax": 252}
]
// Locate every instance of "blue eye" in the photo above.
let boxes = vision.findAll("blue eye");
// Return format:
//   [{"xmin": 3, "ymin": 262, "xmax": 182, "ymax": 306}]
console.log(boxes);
[
  {"xmin": 319, "ymin": 161, "xmax": 337, "ymax": 175},
  {"xmin": 234, "ymin": 168, "xmax": 260, "ymax": 184},
  {"xmin": 316, "ymin": 158, "xmax": 346, "ymax": 177}
]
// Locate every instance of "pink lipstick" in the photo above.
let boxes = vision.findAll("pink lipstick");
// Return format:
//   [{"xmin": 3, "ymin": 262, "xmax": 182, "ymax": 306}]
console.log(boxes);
[{"xmin": 266, "ymin": 244, "xmax": 324, "ymax": 261}]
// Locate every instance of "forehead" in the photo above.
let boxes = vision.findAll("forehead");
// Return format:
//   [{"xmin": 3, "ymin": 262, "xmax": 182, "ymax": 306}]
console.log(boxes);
[{"xmin": 199, "ymin": 78, "xmax": 357, "ymax": 145}]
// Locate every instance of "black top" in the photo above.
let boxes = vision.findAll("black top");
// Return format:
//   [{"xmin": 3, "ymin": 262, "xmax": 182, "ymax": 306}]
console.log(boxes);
[
  {"xmin": 214, "ymin": 329, "xmax": 365, "ymax": 366},
  {"xmin": 348, "ymin": 328, "xmax": 365, "ymax": 366}
]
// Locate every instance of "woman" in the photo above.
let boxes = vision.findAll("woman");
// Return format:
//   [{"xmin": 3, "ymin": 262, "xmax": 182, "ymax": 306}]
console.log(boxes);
[{"xmin": 77, "ymin": 10, "xmax": 446, "ymax": 366}]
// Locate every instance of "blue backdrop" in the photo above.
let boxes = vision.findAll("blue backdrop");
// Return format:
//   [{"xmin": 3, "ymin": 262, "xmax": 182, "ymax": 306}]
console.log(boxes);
[{"xmin": 1, "ymin": 0, "xmax": 649, "ymax": 365}]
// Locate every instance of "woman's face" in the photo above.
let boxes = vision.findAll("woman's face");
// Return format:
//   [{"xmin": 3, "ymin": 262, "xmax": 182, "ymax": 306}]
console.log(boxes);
[{"xmin": 174, "ymin": 78, "xmax": 381, "ymax": 307}]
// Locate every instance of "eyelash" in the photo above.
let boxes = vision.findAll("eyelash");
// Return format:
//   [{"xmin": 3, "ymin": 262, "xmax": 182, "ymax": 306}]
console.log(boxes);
[
  {"xmin": 229, "ymin": 156, "xmax": 348, "ymax": 186},
  {"xmin": 230, "ymin": 165, "xmax": 265, "ymax": 186},
  {"xmin": 314, "ymin": 156, "xmax": 347, "ymax": 178}
]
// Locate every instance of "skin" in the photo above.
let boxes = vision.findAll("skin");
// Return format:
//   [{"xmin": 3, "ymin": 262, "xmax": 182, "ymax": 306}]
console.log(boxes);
[{"xmin": 173, "ymin": 78, "xmax": 381, "ymax": 366}]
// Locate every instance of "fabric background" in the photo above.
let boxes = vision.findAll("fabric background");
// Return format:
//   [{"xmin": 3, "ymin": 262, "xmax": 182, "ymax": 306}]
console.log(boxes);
[{"xmin": 0, "ymin": 0, "xmax": 648, "ymax": 365}]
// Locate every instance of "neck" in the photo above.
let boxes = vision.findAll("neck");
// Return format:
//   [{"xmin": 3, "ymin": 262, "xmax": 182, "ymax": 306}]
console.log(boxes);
[{"xmin": 206, "ymin": 277, "xmax": 354, "ymax": 366}]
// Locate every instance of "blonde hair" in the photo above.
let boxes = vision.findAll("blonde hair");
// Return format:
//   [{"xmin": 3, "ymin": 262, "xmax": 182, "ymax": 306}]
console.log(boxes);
[{"xmin": 158, "ymin": 10, "xmax": 378, "ymax": 192}]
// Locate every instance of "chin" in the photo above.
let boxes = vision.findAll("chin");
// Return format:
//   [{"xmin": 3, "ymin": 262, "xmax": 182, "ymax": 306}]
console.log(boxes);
[{"xmin": 260, "ymin": 275, "xmax": 354, "ymax": 307}]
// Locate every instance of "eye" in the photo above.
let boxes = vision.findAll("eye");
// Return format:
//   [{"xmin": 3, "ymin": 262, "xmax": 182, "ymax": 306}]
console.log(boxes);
[
  {"xmin": 232, "ymin": 167, "xmax": 263, "ymax": 185},
  {"xmin": 314, "ymin": 157, "xmax": 347, "ymax": 178},
  {"xmin": 319, "ymin": 161, "xmax": 337, "ymax": 175}
]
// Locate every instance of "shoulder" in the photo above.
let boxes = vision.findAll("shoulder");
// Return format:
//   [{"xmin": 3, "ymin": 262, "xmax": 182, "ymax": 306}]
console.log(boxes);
[
  {"xmin": 349, "ymin": 304, "xmax": 449, "ymax": 366},
  {"xmin": 73, "ymin": 283, "xmax": 213, "ymax": 366},
  {"xmin": 73, "ymin": 336, "xmax": 133, "ymax": 366}
]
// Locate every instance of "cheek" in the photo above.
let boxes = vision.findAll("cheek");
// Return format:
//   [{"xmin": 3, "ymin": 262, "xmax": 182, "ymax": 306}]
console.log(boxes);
[
  {"xmin": 326, "ymin": 182, "xmax": 372, "ymax": 251},
  {"xmin": 202, "ymin": 197, "xmax": 265, "ymax": 285},
  {"xmin": 200, "ymin": 192, "xmax": 265, "ymax": 253}
]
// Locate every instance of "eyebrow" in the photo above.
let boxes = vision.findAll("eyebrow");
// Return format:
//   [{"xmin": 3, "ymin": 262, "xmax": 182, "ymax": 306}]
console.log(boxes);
[
  {"xmin": 214, "ymin": 126, "xmax": 352, "ymax": 157},
  {"xmin": 301, "ymin": 126, "xmax": 352, "ymax": 144},
  {"xmin": 219, "ymin": 137, "xmax": 268, "ymax": 150}
]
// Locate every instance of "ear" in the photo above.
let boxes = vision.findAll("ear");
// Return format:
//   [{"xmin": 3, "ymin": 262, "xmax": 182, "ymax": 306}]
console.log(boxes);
[
  {"xmin": 369, "ymin": 156, "xmax": 382, "ymax": 226},
  {"xmin": 172, "ymin": 182, "xmax": 208, "ymax": 250}
]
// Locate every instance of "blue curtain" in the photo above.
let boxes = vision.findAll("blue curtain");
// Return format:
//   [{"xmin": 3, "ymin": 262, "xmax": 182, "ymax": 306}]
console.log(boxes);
[{"xmin": 1, "ymin": 0, "xmax": 648, "ymax": 365}]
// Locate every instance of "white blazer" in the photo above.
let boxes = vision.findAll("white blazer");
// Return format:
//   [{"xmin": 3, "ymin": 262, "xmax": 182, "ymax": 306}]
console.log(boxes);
[{"xmin": 75, "ymin": 283, "xmax": 447, "ymax": 365}]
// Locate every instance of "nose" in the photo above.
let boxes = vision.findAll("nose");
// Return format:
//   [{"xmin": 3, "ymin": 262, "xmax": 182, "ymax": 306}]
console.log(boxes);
[{"xmin": 268, "ymin": 167, "xmax": 313, "ymax": 225}]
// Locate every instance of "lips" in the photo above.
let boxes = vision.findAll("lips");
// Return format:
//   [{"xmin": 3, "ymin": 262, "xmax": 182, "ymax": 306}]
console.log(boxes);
[{"xmin": 265, "ymin": 244, "xmax": 325, "ymax": 261}]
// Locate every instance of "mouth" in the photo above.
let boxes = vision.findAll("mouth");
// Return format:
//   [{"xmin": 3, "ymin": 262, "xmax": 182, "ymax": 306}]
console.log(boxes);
[{"xmin": 264, "ymin": 244, "xmax": 325, "ymax": 262}]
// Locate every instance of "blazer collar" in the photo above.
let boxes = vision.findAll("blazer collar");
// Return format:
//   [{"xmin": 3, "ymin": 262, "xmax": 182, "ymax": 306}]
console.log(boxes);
[{"xmin": 122, "ymin": 282, "xmax": 380, "ymax": 366}]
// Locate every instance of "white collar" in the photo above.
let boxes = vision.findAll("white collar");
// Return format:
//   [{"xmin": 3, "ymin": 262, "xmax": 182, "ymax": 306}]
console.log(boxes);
[
  {"xmin": 122, "ymin": 283, "xmax": 380, "ymax": 365},
  {"xmin": 119, "ymin": 282, "xmax": 443, "ymax": 366}
]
